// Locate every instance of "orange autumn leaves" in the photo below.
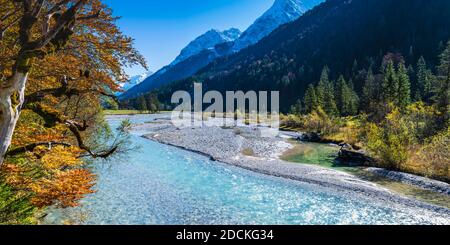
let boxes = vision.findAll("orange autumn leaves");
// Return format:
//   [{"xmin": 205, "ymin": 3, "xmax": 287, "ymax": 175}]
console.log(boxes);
[
  {"xmin": 31, "ymin": 169, "xmax": 96, "ymax": 208},
  {"xmin": 1, "ymin": 0, "xmax": 145, "ymax": 215},
  {"xmin": 2, "ymin": 146, "xmax": 96, "ymax": 208}
]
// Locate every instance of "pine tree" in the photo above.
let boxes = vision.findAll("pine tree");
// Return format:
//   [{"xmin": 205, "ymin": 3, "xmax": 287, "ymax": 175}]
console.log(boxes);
[
  {"xmin": 433, "ymin": 41, "xmax": 450, "ymax": 119},
  {"xmin": 315, "ymin": 66, "xmax": 329, "ymax": 108},
  {"xmin": 137, "ymin": 96, "xmax": 148, "ymax": 112},
  {"xmin": 381, "ymin": 60, "xmax": 399, "ymax": 104},
  {"xmin": 303, "ymin": 84, "xmax": 318, "ymax": 113},
  {"xmin": 416, "ymin": 56, "xmax": 432, "ymax": 101},
  {"xmin": 323, "ymin": 79, "xmax": 339, "ymax": 116},
  {"xmin": 348, "ymin": 79, "xmax": 359, "ymax": 115},
  {"xmin": 149, "ymin": 93, "xmax": 161, "ymax": 113},
  {"xmin": 315, "ymin": 66, "xmax": 338, "ymax": 115},
  {"xmin": 336, "ymin": 75, "xmax": 359, "ymax": 116},
  {"xmin": 290, "ymin": 100, "xmax": 303, "ymax": 115},
  {"xmin": 349, "ymin": 89, "xmax": 359, "ymax": 115},
  {"xmin": 362, "ymin": 68, "xmax": 378, "ymax": 112},
  {"xmin": 407, "ymin": 65, "xmax": 416, "ymax": 99},
  {"xmin": 336, "ymin": 75, "xmax": 348, "ymax": 115},
  {"xmin": 397, "ymin": 63, "xmax": 412, "ymax": 109}
]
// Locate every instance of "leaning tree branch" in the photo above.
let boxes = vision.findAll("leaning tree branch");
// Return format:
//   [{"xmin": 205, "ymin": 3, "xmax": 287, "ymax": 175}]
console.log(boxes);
[
  {"xmin": 65, "ymin": 120, "xmax": 118, "ymax": 159},
  {"xmin": 20, "ymin": 102, "xmax": 118, "ymax": 159},
  {"xmin": 6, "ymin": 141, "xmax": 72, "ymax": 157},
  {"xmin": 24, "ymin": 77, "xmax": 119, "ymax": 105}
]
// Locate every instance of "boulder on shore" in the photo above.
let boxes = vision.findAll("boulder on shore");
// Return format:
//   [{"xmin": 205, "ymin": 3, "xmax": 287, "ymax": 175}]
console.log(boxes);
[
  {"xmin": 337, "ymin": 144, "xmax": 374, "ymax": 166},
  {"xmin": 297, "ymin": 132, "xmax": 321, "ymax": 142}
]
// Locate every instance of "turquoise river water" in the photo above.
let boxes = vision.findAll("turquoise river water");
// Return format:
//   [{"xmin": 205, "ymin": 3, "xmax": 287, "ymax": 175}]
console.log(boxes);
[{"xmin": 44, "ymin": 114, "xmax": 448, "ymax": 225}]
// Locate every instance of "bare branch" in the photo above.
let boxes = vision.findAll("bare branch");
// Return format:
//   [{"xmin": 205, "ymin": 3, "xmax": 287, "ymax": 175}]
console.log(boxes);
[
  {"xmin": 28, "ymin": 0, "xmax": 86, "ymax": 50},
  {"xmin": 22, "ymin": 102, "xmax": 119, "ymax": 159},
  {"xmin": 25, "ymin": 76, "xmax": 119, "ymax": 105}
]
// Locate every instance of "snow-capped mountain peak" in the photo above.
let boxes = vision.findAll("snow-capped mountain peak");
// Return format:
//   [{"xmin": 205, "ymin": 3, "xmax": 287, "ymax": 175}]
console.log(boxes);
[
  {"xmin": 120, "ymin": 70, "xmax": 153, "ymax": 92},
  {"xmin": 120, "ymin": 0, "xmax": 324, "ymax": 100},
  {"xmin": 269, "ymin": 0, "xmax": 307, "ymax": 20},
  {"xmin": 170, "ymin": 28, "xmax": 241, "ymax": 66},
  {"xmin": 232, "ymin": 0, "xmax": 323, "ymax": 52}
]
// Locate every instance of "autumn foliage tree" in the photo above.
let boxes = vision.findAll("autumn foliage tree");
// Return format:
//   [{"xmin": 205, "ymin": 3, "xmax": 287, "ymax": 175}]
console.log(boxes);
[
  {"xmin": 0, "ymin": 0, "xmax": 145, "ymax": 164},
  {"xmin": 0, "ymin": 0, "xmax": 145, "ymax": 223}
]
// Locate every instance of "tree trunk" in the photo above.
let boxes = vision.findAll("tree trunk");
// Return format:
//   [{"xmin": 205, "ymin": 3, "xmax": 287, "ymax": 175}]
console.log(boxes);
[{"xmin": 0, "ymin": 72, "xmax": 29, "ymax": 165}]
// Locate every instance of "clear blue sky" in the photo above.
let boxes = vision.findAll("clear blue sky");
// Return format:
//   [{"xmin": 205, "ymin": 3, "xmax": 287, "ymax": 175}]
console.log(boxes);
[{"xmin": 104, "ymin": 0, "xmax": 274, "ymax": 76}]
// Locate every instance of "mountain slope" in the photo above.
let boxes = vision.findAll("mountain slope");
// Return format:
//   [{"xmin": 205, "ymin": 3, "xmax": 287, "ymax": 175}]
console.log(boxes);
[
  {"xmin": 120, "ymin": 50, "xmax": 219, "ymax": 100},
  {"xmin": 119, "ymin": 71, "xmax": 153, "ymax": 94},
  {"xmin": 232, "ymin": 0, "xmax": 323, "ymax": 52},
  {"xmin": 120, "ymin": 28, "xmax": 240, "ymax": 100},
  {"xmin": 171, "ymin": 28, "xmax": 241, "ymax": 66},
  {"xmin": 156, "ymin": 0, "xmax": 450, "ymax": 110},
  {"xmin": 120, "ymin": 0, "xmax": 322, "ymax": 100}
]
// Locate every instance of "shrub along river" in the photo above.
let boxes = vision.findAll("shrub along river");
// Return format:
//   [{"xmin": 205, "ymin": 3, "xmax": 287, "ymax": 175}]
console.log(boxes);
[{"xmin": 44, "ymin": 114, "xmax": 449, "ymax": 225}]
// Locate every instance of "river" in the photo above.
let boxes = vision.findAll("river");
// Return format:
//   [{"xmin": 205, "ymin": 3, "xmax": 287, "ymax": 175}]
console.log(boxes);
[{"xmin": 44, "ymin": 114, "xmax": 449, "ymax": 225}]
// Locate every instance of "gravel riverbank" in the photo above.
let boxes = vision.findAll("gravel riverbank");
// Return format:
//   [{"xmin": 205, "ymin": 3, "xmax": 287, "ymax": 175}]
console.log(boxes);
[{"xmin": 131, "ymin": 116, "xmax": 450, "ymax": 223}]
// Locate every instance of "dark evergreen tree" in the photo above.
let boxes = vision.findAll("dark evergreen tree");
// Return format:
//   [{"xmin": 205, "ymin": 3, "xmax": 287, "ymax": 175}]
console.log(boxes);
[
  {"xmin": 397, "ymin": 63, "xmax": 412, "ymax": 109},
  {"xmin": 381, "ymin": 60, "xmax": 399, "ymax": 104},
  {"xmin": 324, "ymin": 79, "xmax": 339, "ymax": 116},
  {"xmin": 290, "ymin": 100, "xmax": 303, "ymax": 115},
  {"xmin": 362, "ymin": 68, "xmax": 378, "ymax": 112},
  {"xmin": 433, "ymin": 41, "xmax": 450, "ymax": 119},
  {"xmin": 407, "ymin": 64, "xmax": 416, "ymax": 99},
  {"xmin": 303, "ymin": 84, "xmax": 318, "ymax": 113},
  {"xmin": 336, "ymin": 75, "xmax": 348, "ymax": 115},
  {"xmin": 148, "ymin": 93, "xmax": 161, "ymax": 112},
  {"xmin": 316, "ymin": 66, "xmax": 329, "ymax": 108},
  {"xmin": 336, "ymin": 75, "xmax": 359, "ymax": 116},
  {"xmin": 416, "ymin": 56, "xmax": 432, "ymax": 101},
  {"xmin": 347, "ymin": 79, "xmax": 359, "ymax": 115},
  {"xmin": 137, "ymin": 96, "xmax": 148, "ymax": 112}
]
